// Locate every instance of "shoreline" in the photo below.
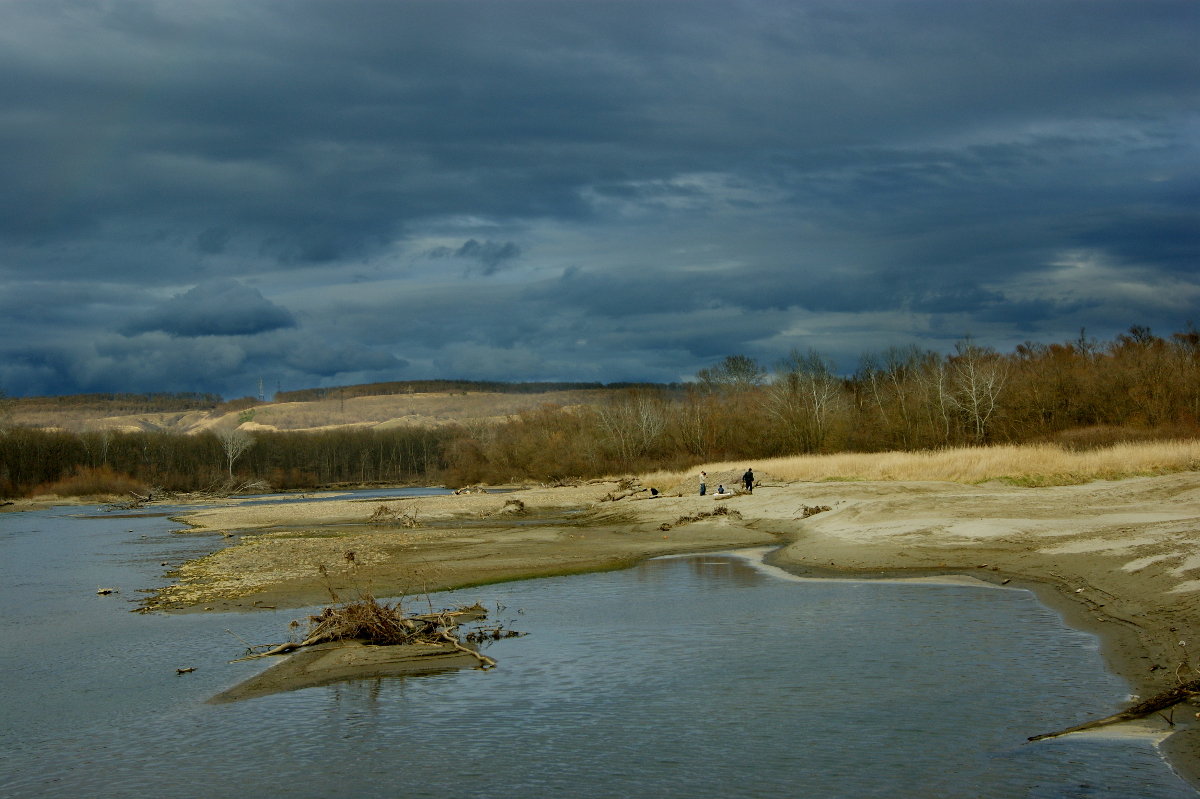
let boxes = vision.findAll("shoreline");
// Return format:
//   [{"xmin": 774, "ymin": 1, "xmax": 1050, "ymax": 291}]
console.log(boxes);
[{"xmin": 143, "ymin": 473, "xmax": 1200, "ymax": 787}]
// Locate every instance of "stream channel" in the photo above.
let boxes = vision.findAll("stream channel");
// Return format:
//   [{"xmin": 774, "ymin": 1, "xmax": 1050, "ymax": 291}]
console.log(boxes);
[{"xmin": 0, "ymin": 488, "xmax": 1196, "ymax": 798}]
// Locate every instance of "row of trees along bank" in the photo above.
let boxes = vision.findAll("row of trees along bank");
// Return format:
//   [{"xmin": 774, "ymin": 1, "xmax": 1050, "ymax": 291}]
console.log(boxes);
[
  {"xmin": 1, "ymin": 326, "xmax": 1198, "ymax": 496},
  {"xmin": 0, "ymin": 426, "xmax": 453, "ymax": 497},
  {"xmin": 440, "ymin": 326, "xmax": 1200, "ymax": 484}
]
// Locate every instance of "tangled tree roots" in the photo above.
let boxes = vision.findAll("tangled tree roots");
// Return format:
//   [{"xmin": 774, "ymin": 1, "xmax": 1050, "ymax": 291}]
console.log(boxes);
[{"xmin": 236, "ymin": 596, "xmax": 501, "ymax": 670}]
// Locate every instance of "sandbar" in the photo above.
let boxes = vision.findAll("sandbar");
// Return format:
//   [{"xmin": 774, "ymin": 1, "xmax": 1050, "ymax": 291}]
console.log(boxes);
[{"xmin": 152, "ymin": 473, "xmax": 1200, "ymax": 785}]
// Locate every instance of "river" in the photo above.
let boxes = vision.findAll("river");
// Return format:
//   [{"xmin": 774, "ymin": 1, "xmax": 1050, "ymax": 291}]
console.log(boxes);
[{"xmin": 0, "ymin": 492, "xmax": 1194, "ymax": 798}]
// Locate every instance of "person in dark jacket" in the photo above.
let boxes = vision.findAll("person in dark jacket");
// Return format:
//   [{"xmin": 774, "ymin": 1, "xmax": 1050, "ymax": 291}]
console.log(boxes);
[{"xmin": 742, "ymin": 468, "xmax": 755, "ymax": 493}]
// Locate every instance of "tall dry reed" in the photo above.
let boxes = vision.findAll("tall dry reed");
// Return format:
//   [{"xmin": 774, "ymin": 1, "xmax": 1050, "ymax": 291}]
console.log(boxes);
[{"xmin": 642, "ymin": 440, "xmax": 1200, "ymax": 488}]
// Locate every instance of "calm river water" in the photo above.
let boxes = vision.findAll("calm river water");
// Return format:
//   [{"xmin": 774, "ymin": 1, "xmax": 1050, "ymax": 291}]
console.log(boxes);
[{"xmin": 0, "ymin": 493, "xmax": 1195, "ymax": 798}]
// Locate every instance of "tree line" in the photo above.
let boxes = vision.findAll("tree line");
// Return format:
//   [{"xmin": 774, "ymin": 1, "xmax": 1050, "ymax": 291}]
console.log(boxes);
[
  {"xmin": 438, "ymin": 326, "xmax": 1200, "ymax": 484},
  {"xmin": 1, "ymin": 326, "xmax": 1197, "ymax": 497},
  {"xmin": 0, "ymin": 426, "xmax": 454, "ymax": 497}
]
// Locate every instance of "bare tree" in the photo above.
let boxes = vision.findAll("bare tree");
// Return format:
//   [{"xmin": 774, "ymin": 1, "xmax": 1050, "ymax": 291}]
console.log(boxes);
[
  {"xmin": 765, "ymin": 349, "xmax": 844, "ymax": 453},
  {"xmin": 215, "ymin": 426, "xmax": 255, "ymax": 479},
  {"xmin": 946, "ymin": 338, "xmax": 1009, "ymax": 444},
  {"xmin": 904, "ymin": 351, "xmax": 959, "ymax": 446},
  {"xmin": 595, "ymin": 389, "xmax": 667, "ymax": 466},
  {"xmin": 1171, "ymin": 325, "xmax": 1200, "ymax": 423},
  {"xmin": 674, "ymin": 388, "xmax": 723, "ymax": 458},
  {"xmin": 697, "ymin": 355, "xmax": 766, "ymax": 393},
  {"xmin": 858, "ymin": 345, "xmax": 926, "ymax": 447}
]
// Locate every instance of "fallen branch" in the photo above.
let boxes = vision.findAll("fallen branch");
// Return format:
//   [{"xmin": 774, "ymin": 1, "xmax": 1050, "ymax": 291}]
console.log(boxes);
[{"xmin": 1028, "ymin": 678, "xmax": 1200, "ymax": 741}]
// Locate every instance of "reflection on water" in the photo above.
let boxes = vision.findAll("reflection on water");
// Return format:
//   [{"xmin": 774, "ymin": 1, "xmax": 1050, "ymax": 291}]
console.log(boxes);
[{"xmin": 0, "ymin": 500, "xmax": 1196, "ymax": 798}]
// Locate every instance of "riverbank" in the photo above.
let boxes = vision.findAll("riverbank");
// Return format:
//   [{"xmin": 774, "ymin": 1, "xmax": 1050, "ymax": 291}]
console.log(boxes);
[{"xmin": 153, "ymin": 472, "xmax": 1200, "ymax": 784}]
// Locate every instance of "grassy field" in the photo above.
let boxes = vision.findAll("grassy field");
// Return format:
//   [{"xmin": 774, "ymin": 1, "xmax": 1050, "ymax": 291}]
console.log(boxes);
[{"xmin": 643, "ymin": 440, "xmax": 1200, "ymax": 489}]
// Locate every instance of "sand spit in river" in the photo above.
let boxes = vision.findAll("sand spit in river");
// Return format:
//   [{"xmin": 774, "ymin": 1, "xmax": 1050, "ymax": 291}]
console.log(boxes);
[{"xmin": 150, "ymin": 473, "xmax": 1200, "ymax": 784}]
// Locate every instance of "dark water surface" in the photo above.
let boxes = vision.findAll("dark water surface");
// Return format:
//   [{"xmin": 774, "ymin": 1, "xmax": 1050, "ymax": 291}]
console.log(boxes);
[{"xmin": 1, "ymin": 498, "xmax": 1195, "ymax": 798}]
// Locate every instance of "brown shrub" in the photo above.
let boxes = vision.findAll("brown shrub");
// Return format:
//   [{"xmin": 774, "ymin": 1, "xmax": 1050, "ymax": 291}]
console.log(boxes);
[{"xmin": 35, "ymin": 465, "xmax": 150, "ymax": 498}]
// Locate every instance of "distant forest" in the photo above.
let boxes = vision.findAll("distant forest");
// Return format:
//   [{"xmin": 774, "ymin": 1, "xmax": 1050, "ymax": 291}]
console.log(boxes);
[{"xmin": 1, "ymin": 326, "xmax": 1198, "ymax": 497}]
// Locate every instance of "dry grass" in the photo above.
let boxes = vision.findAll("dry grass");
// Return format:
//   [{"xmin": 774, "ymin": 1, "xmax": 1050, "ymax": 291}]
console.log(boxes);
[{"xmin": 642, "ymin": 440, "xmax": 1200, "ymax": 488}]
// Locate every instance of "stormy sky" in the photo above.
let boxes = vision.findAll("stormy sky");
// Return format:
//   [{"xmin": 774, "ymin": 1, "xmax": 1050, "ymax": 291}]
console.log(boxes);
[{"xmin": 1, "ymin": 0, "xmax": 1196, "ymax": 398}]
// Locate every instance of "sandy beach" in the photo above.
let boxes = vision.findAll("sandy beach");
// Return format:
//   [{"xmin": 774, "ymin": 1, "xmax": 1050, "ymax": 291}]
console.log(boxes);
[{"xmin": 151, "ymin": 472, "xmax": 1200, "ymax": 783}]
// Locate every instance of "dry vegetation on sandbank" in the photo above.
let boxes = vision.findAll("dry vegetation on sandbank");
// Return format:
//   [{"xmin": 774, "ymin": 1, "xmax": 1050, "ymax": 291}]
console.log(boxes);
[{"xmin": 642, "ymin": 440, "xmax": 1200, "ymax": 489}]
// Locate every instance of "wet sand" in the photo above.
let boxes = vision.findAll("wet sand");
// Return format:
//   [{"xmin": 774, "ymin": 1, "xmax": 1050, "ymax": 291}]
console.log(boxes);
[{"xmin": 152, "ymin": 473, "xmax": 1200, "ymax": 784}]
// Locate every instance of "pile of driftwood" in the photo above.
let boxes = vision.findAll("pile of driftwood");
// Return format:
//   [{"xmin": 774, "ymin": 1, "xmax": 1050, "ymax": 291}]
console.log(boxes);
[
  {"xmin": 658, "ymin": 504, "xmax": 742, "ymax": 531},
  {"xmin": 368, "ymin": 503, "xmax": 421, "ymax": 527},
  {"xmin": 104, "ymin": 491, "xmax": 154, "ymax": 511},
  {"xmin": 235, "ymin": 594, "xmax": 510, "ymax": 670}
]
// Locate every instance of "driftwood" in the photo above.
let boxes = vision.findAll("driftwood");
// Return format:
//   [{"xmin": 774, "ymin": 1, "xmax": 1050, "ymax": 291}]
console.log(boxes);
[
  {"xmin": 1029, "ymin": 678, "xmax": 1200, "ymax": 741},
  {"xmin": 234, "ymin": 599, "xmax": 498, "ymax": 670},
  {"xmin": 489, "ymin": 498, "xmax": 526, "ymax": 517},
  {"xmin": 368, "ymin": 503, "xmax": 421, "ymax": 527},
  {"xmin": 104, "ymin": 491, "xmax": 153, "ymax": 511},
  {"xmin": 673, "ymin": 506, "xmax": 742, "ymax": 525}
]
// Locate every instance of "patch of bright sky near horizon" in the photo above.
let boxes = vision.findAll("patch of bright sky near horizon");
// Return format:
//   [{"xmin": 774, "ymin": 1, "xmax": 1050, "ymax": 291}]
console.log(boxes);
[{"xmin": 0, "ymin": 0, "xmax": 1196, "ymax": 398}]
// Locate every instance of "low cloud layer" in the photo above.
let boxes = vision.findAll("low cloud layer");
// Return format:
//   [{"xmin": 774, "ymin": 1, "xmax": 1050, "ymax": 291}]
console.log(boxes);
[{"xmin": 0, "ymin": 0, "xmax": 1196, "ymax": 397}]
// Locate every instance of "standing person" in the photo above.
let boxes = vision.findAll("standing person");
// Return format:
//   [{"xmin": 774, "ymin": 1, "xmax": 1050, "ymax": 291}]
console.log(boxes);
[
  {"xmin": 699, "ymin": 471, "xmax": 707, "ymax": 496},
  {"xmin": 742, "ymin": 467, "xmax": 755, "ymax": 493}
]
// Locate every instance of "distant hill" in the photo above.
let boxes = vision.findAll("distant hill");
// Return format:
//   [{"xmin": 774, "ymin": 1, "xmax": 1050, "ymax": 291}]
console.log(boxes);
[
  {"xmin": 5, "ymin": 381, "xmax": 682, "ymax": 434},
  {"xmin": 274, "ymin": 379, "xmax": 617, "ymax": 402}
]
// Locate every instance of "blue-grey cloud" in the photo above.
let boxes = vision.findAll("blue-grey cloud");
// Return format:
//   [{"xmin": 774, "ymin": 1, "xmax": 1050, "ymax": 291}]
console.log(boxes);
[
  {"xmin": 428, "ymin": 239, "xmax": 522, "ymax": 275},
  {"xmin": 122, "ymin": 280, "xmax": 297, "ymax": 338},
  {"xmin": 0, "ymin": 0, "xmax": 1196, "ymax": 396}
]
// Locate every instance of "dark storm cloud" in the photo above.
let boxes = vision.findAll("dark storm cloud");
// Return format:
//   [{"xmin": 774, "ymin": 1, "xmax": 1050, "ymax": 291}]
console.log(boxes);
[
  {"xmin": 0, "ymin": 0, "xmax": 1196, "ymax": 395},
  {"xmin": 122, "ymin": 280, "xmax": 296, "ymax": 338},
  {"xmin": 428, "ymin": 239, "xmax": 522, "ymax": 275}
]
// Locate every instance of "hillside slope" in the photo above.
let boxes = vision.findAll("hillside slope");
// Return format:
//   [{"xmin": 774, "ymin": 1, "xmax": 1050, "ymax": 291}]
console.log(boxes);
[{"xmin": 6, "ymin": 389, "xmax": 614, "ymax": 434}]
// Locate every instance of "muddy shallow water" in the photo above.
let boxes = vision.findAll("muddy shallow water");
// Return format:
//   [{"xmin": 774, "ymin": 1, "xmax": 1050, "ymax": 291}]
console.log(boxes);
[{"xmin": 0, "ymin": 496, "xmax": 1195, "ymax": 798}]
